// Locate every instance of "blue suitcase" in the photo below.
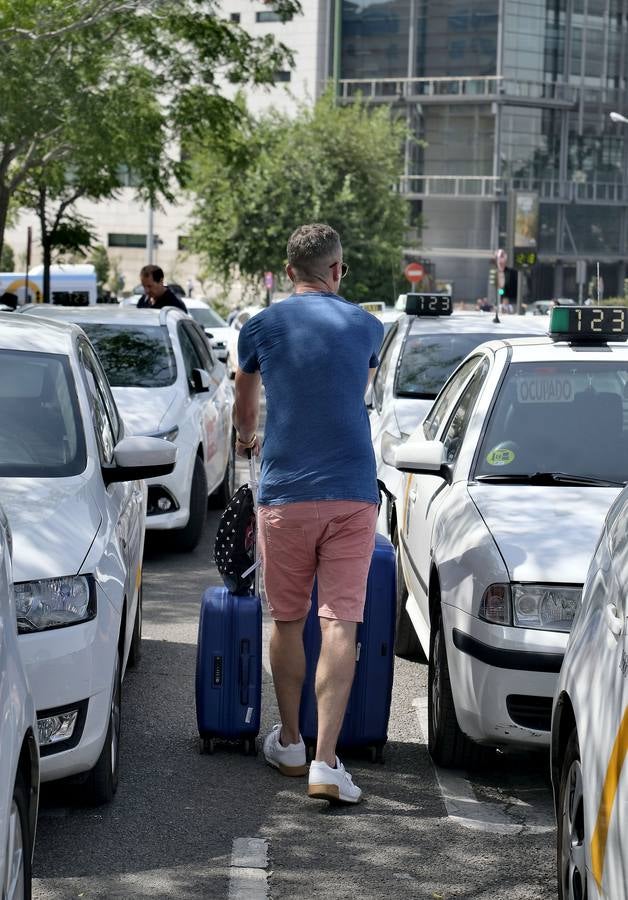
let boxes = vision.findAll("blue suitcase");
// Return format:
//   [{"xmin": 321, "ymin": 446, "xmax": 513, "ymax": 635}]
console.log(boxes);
[
  {"xmin": 299, "ymin": 533, "xmax": 396, "ymax": 763},
  {"xmin": 195, "ymin": 586, "xmax": 262, "ymax": 754}
]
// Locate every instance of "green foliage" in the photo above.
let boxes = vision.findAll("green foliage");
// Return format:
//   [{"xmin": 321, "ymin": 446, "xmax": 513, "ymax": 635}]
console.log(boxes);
[
  {"xmin": 0, "ymin": 242, "xmax": 14, "ymax": 270},
  {"xmin": 89, "ymin": 245, "xmax": 110, "ymax": 289},
  {"xmin": 188, "ymin": 93, "xmax": 408, "ymax": 302},
  {"xmin": 0, "ymin": 0, "xmax": 301, "ymax": 258}
]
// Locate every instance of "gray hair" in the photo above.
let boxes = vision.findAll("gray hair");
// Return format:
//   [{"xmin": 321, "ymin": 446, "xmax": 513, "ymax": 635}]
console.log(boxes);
[{"xmin": 286, "ymin": 223, "xmax": 341, "ymax": 278}]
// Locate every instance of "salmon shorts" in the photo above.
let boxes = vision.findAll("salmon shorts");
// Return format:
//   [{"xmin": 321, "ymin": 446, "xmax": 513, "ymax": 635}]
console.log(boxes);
[{"xmin": 257, "ymin": 501, "xmax": 378, "ymax": 623}]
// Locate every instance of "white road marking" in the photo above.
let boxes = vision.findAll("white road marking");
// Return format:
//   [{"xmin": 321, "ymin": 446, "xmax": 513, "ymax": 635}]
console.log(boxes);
[
  {"xmin": 413, "ymin": 697, "xmax": 554, "ymax": 834},
  {"xmin": 228, "ymin": 837, "xmax": 269, "ymax": 899}
]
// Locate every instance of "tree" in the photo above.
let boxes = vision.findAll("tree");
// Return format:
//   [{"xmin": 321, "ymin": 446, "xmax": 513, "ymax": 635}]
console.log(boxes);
[
  {"xmin": 0, "ymin": 242, "xmax": 14, "ymax": 271},
  {"xmin": 89, "ymin": 245, "xmax": 110, "ymax": 291},
  {"xmin": 188, "ymin": 93, "xmax": 408, "ymax": 302},
  {"xmin": 0, "ymin": 0, "xmax": 301, "ymax": 263}
]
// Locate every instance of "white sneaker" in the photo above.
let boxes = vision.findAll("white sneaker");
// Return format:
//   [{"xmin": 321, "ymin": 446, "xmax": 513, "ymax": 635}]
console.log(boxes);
[
  {"xmin": 307, "ymin": 757, "xmax": 362, "ymax": 804},
  {"xmin": 263, "ymin": 725, "xmax": 308, "ymax": 776}
]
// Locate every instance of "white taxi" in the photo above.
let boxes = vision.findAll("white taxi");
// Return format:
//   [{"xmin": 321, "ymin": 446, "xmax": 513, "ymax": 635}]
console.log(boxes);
[
  {"xmin": 22, "ymin": 306, "xmax": 235, "ymax": 550},
  {"xmin": 552, "ymin": 483, "xmax": 628, "ymax": 900},
  {"xmin": 0, "ymin": 503, "xmax": 38, "ymax": 899},
  {"xmin": 370, "ymin": 294, "xmax": 546, "ymax": 545},
  {"xmin": 395, "ymin": 306, "xmax": 628, "ymax": 767},
  {"xmin": 0, "ymin": 315, "xmax": 175, "ymax": 802}
]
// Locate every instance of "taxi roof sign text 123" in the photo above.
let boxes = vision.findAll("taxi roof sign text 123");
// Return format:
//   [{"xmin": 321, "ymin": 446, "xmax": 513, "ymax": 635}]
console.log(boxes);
[
  {"xmin": 549, "ymin": 306, "xmax": 628, "ymax": 342},
  {"xmin": 405, "ymin": 293, "xmax": 452, "ymax": 317}
]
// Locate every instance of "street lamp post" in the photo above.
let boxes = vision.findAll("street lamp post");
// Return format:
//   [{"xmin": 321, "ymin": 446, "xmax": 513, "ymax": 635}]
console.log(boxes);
[{"xmin": 610, "ymin": 113, "xmax": 628, "ymax": 301}]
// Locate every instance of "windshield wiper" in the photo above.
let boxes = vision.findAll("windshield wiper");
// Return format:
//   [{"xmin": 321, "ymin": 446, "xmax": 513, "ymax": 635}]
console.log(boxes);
[{"xmin": 475, "ymin": 472, "xmax": 625, "ymax": 487}]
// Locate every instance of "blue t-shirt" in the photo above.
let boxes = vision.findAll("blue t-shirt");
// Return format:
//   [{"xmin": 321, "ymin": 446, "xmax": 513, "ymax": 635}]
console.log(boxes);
[{"xmin": 238, "ymin": 292, "xmax": 384, "ymax": 505}]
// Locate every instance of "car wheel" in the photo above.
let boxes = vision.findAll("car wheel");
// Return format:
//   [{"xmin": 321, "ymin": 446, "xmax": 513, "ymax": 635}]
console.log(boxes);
[
  {"xmin": 84, "ymin": 649, "xmax": 121, "ymax": 806},
  {"xmin": 210, "ymin": 430, "xmax": 236, "ymax": 509},
  {"xmin": 428, "ymin": 598, "xmax": 485, "ymax": 769},
  {"xmin": 172, "ymin": 454, "xmax": 207, "ymax": 552},
  {"xmin": 392, "ymin": 529, "xmax": 423, "ymax": 660},
  {"xmin": 557, "ymin": 728, "xmax": 589, "ymax": 900},
  {"xmin": 127, "ymin": 584, "xmax": 142, "ymax": 668},
  {"xmin": 3, "ymin": 772, "xmax": 32, "ymax": 900}
]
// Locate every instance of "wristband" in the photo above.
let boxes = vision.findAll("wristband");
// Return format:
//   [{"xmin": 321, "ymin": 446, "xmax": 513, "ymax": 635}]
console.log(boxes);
[{"xmin": 236, "ymin": 432, "xmax": 257, "ymax": 448}]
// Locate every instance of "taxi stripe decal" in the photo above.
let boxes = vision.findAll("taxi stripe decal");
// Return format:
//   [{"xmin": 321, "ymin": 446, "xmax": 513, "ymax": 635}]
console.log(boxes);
[{"xmin": 590, "ymin": 705, "xmax": 628, "ymax": 889}]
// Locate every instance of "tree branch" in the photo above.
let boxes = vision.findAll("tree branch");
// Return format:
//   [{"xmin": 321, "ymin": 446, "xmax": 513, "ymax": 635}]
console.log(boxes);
[{"xmin": 0, "ymin": 0, "xmax": 165, "ymax": 45}]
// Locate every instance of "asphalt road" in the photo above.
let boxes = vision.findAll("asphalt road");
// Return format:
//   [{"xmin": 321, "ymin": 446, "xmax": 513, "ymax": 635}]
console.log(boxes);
[{"xmin": 32, "ymin": 459, "xmax": 558, "ymax": 900}]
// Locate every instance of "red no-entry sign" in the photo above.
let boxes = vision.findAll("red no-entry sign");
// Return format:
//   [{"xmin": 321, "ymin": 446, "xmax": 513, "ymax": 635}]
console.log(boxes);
[{"xmin": 404, "ymin": 262, "xmax": 425, "ymax": 283}]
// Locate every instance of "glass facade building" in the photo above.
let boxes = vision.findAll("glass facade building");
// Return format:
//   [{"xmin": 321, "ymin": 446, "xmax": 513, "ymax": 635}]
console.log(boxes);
[{"xmin": 339, "ymin": 0, "xmax": 628, "ymax": 301}]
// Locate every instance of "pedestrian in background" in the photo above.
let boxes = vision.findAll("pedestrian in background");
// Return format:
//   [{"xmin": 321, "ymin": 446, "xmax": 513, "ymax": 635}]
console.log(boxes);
[
  {"xmin": 137, "ymin": 265, "xmax": 188, "ymax": 312},
  {"xmin": 233, "ymin": 223, "xmax": 383, "ymax": 804}
]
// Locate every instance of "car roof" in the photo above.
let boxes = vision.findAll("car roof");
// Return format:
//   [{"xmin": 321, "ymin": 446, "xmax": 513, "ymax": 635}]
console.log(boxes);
[
  {"xmin": 405, "ymin": 311, "xmax": 548, "ymax": 336},
  {"xmin": 503, "ymin": 335, "xmax": 628, "ymax": 363},
  {"xmin": 0, "ymin": 311, "xmax": 80, "ymax": 354},
  {"xmin": 20, "ymin": 305, "xmax": 187, "ymax": 326}
]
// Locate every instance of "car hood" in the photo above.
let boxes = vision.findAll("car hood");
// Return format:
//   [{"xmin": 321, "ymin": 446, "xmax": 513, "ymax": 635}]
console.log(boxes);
[
  {"xmin": 203, "ymin": 326, "xmax": 232, "ymax": 342},
  {"xmin": 112, "ymin": 386, "xmax": 178, "ymax": 436},
  {"xmin": 0, "ymin": 476, "xmax": 102, "ymax": 581},
  {"xmin": 468, "ymin": 484, "xmax": 620, "ymax": 583}
]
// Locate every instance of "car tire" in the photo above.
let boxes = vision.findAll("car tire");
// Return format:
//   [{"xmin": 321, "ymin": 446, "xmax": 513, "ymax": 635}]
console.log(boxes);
[
  {"xmin": 392, "ymin": 530, "xmax": 423, "ymax": 660},
  {"xmin": 210, "ymin": 430, "xmax": 236, "ymax": 509},
  {"xmin": 3, "ymin": 772, "xmax": 32, "ymax": 900},
  {"xmin": 428, "ymin": 597, "xmax": 485, "ymax": 769},
  {"xmin": 127, "ymin": 585, "xmax": 142, "ymax": 669},
  {"xmin": 84, "ymin": 649, "xmax": 121, "ymax": 806},
  {"xmin": 172, "ymin": 454, "xmax": 207, "ymax": 552},
  {"xmin": 557, "ymin": 728, "xmax": 589, "ymax": 900}
]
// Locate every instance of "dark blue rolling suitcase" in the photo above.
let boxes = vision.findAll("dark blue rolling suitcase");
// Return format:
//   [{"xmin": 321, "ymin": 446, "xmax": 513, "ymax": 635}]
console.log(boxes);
[
  {"xmin": 195, "ymin": 587, "xmax": 262, "ymax": 754},
  {"xmin": 299, "ymin": 533, "xmax": 396, "ymax": 762},
  {"xmin": 196, "ymin": 453, "xmax": 262, "ymax": 754}
]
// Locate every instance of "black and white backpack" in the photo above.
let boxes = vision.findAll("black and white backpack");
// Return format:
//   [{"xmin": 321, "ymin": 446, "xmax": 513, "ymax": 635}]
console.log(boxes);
[{"xmin": 213, "ymin": 483, "xmax": 257, "ymax": 595}]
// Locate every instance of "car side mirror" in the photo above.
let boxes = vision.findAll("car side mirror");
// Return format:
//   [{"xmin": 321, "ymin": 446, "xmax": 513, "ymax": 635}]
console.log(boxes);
[
  {"xmin": 191, "ymin": 368, "xmax": 211, "ymax": 393},
  {"xmin": 204, "ymin": 329, "xmax": 214, "ymax": 339},
  {"xmin": 394, "ymin": 439, "xmax": 452, "ymax": 482},
  {"xmin": 103, "ymin": 436, "xmax": 177, "ymax": 485}
]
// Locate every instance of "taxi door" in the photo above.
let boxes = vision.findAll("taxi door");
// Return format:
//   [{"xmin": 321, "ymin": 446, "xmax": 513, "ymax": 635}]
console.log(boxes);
[
  {"xmin": 588, "ymin": 501, "xmax": 628, "ymax": 900},
  {"xmin": 402, "ymin": 357, "xmax": 485, "ymax": 627}
]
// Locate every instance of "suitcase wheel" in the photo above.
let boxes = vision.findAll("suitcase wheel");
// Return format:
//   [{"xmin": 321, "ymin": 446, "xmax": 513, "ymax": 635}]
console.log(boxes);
[
  {"xmin": 242, "ymin": 739, "xmax": 257, "ymax": 756},
  {"xmin": 201, "ymin": 737, "xmax": 216, "ymax": 755},
  {"xmin": 369, "ymin": 745, "xmax": 385, "ymax": 764},
  {"xmin": 305, "ymin": 742, "xmax": 315, "ymax": 763}
]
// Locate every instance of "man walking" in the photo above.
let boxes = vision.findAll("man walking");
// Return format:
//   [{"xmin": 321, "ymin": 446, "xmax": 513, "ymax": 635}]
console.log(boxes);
[
  {"xmin": 233, "ymin": 223, "xmax": 383, "ymax": 804},
  {"xmin": 137, "ymin": 264, "xmax": 188, "ymax": 312}
]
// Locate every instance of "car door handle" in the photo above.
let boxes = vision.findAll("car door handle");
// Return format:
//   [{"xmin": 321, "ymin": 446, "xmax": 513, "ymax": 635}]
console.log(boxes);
[{"xmin": 604, "ymin": 602, "xmax": 623, "ymax": 636}]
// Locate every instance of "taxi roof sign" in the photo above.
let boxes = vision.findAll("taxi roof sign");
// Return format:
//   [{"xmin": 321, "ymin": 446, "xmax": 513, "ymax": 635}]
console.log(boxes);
[
  {"xmin": 359, "ymin": 301, "xmax": 386, "ymax": 313},
  {"xmin": 549, "ymin": 306, "xmax": 628, "ymax": 342},
  {"xmin": 405, "ymin": 293, "xmax": 452, "ymax": 317}
]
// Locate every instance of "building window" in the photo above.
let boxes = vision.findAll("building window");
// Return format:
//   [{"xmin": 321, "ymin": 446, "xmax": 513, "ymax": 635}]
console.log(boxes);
[
  {"xmin": 274, "ymin": 70, "xmax": 291, "ymax": 82},
  {"xmin": 230, "ymin": 12, "xmax": 240, "ymax": 23},
  {"xmin": 256, "ymin": 11, "xmax": 286, "ymax": 23},
  {"xmin": 108, "ymin": 233, "xmax": 149, "ymax": 249}
]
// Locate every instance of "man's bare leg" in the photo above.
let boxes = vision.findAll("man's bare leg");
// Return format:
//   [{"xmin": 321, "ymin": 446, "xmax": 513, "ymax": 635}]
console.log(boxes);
[
  {"xmin": 269, "ymin": 617, "xmax": 307, "ymax": 745},
  {"xmin": 314, "ymin": 618, "xmax": 357, "ymax": 766}
]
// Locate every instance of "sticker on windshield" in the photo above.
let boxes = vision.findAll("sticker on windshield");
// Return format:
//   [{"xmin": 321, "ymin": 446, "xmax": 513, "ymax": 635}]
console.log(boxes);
[
  {"xmin": 486, "ymin": 447, "xmax": 515, "ymax": 466},
  {"xmin": 516, "ymin": 376, "xmax": 575, "ymax": 403}
]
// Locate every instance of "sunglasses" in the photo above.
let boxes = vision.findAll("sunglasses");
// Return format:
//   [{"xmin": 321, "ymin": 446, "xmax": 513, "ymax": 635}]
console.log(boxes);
[{"xmin": 329, "ymin": 261, "xmax": 349, "ymax": 279}]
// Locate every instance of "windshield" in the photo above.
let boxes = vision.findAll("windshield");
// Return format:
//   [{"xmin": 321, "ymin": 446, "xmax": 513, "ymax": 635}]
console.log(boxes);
[
  {"xmin": 475, "ymin": 361, "xmax": 628, "ymax": 484},
  {"xmin": 0, "ymin": 350, "xmax": 86, "ymax": 477},
  {"xmin": 188, "ymin": 307, "xmax": 228, "ymax": 329},
  {"xmin": 79, "ymin": 323, "xmax": 177, "ymax": 388},
  {"xmin": 397, "ymin": 332, "xmax": 526, "ymax": 398}
]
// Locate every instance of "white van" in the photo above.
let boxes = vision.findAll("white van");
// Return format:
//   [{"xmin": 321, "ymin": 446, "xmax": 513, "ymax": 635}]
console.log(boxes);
[{"xmin": 0, "ymin": 264, "xmax": 98, "ymax": 306}]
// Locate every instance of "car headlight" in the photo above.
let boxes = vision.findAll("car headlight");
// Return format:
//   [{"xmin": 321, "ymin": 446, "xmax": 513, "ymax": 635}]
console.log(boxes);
[
  {"xmin": 479, "ymin": 582, "xmax": 581, "ymax": 631},
  {"xmin": 381, "ymin": 428, "xmax": 411, "ymax": 466},
  {"xmin": 15, "ymin": 575, "xmax": 96, "ymax": 633},
  {"xmin": 148, "ymin": 425, "xmax": 179, "ymax": 442},
  {"xmin": 512, "ymin": 583, "xmax": 581, "ymax": 632}
]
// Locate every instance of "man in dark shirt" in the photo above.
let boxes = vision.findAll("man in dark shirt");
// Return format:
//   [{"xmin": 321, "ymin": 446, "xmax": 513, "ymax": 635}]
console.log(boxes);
[{"xmin": 137, "ymin": 264, "xmax": 188, "ymax": 312}]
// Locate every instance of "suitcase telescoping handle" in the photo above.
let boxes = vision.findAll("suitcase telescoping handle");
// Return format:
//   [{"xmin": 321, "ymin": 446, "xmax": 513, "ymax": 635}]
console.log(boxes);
[{"xmin": 246, "ymin": 449, "xmax": 260, "ymax": 596}]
